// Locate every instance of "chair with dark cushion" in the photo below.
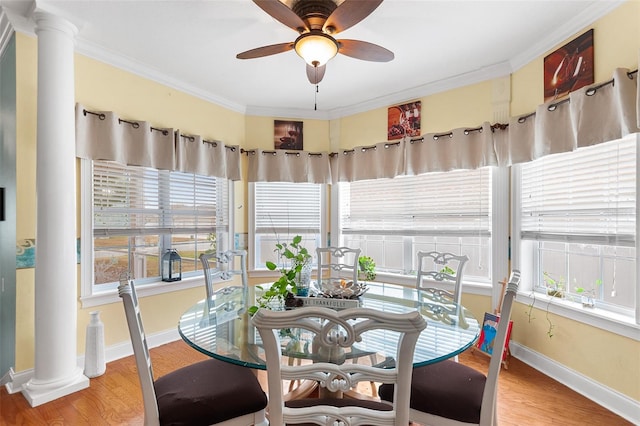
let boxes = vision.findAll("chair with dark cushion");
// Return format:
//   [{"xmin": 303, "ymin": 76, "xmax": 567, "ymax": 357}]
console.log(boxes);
[
  {"xmin": 316, "ymin": 246, "xmax": 361, "ymax": 285},
  {"xmin": 416, "ymin": 251, "xmax": 470, "ymax": 307},
  {"xmin": 252, "ymin": 306, "xmax": 426, "ymax": 425},
  {"xmin": 416, "ymin": 251, "xmax": 470, "ymax": 362},
  {"xmin": 379, "ymin": 270, "xmax": 521, "ymax": 426},
  {"xmin": 118, "ymin": 278, "xmax": 268, "ymax": 426},
  {"xmin": 200, "ymin": 250, "xmax": 249, "ymax": 300}
]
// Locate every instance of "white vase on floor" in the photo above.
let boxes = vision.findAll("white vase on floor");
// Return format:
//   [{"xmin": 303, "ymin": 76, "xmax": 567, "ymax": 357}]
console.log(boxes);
[{"xmin": 84, "ymin": 311, "xmax": 106, "ymax": 378}]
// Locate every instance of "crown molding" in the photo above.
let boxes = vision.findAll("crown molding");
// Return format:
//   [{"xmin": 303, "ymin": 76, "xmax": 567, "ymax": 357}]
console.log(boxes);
[
  {"xmin": 509, "ymin": 0, "xmax": 625, "ymax": 71},
  {"xmin": 3, "ymin": 0, "xmax": 626, "ymax": 120},
  {"xmin": 245, "ymin": 104, "xmax": 331, "ymax": 120},
  {"xmin": 326, "ymin": 61, "xmax": 514, "ymax": 120},
  {"xmin": 73, "ymin": 37, "xmax": 248, "ymax": 115},
  {"xmin": 246, "ymin": 61, "xmax": 513, "ymax": 120}
]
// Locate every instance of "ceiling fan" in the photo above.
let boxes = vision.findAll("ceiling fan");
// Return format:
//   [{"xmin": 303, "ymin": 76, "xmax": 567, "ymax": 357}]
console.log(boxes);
[{"xmin": 236, "ymin": 0, "xmax": 394, "ymax": 84}]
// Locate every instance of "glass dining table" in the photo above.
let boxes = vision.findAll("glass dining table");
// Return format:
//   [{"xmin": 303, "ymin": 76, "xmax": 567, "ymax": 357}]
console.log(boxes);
[{"xmin": 178, "ymin": 282, "xmax": 480, "ymax": 371}]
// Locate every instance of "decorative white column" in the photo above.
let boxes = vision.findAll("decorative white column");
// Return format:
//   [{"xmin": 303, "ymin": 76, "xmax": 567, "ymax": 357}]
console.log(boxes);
[
  {"xmin": 22, "ymin": 11, "xmax": 89, "ymax": 407},
  {"xmin": 491, "ymin": 75, "xmax": 511, "ymax": 310}
]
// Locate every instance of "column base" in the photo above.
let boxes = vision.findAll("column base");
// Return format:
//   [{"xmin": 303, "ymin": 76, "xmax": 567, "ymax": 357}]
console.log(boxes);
[{"xmin": 21, "ymin": 367, "xmax": 89, "ymax": 407}]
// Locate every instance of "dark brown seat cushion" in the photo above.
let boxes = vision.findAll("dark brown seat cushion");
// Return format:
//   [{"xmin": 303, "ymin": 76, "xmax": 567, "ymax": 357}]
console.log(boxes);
[
  {"xmin": 378, "ymin": 360, "xmax": 487, "ymax": 424},
  {"xmin": 285, "ymin": 397, "xmax": 393, "ymax": 426},
  {"xmin": 154, "ymin": 358, "xmax": 267, "ymax": 426}
]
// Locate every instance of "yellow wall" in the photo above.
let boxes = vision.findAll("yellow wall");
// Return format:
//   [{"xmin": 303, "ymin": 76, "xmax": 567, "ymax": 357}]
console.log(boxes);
[
  {"xmin": 507, "ymin": 0, "xmax": 640, "ymax": 401},
  {"xmin": 15, "ymin": 32, "xmax": 37, "ymax": 373},
  {"xmin": 12, "ymin": 0, "xmax": 640, "ymax": 402},
  {"xmin": 245, "ymin": 115, "xmax": 330, "ymax": 151},
  {"xmin": 511, "ymin": 0, "xmax": 639, "ymax": 115},
  {"xmin": 337, "ymin": 81, "xmax": 494, "ymax": 148},
  {"xmin": 511, "ymin": 304, "xmax": 640, "ymax": 399}
]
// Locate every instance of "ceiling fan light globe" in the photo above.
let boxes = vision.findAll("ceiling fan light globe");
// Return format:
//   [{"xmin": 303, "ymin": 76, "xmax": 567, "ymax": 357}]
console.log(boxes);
[{"xmin": 294, "ymin": 32, "xmax": 338, "ymax": 67}]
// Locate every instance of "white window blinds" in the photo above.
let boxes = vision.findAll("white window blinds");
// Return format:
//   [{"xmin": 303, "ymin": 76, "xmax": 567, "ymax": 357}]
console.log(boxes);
[
  {"xmin": 339, "ymin": 168, "xmax": 492, "ymax": 237},
  {"xmin": 93, "ymin": 161, "xmax": 229, "ymax": 237},
  {"xmin": 520, "ymin": 136, "xmax": 636, "ymax": 246},
  {"xmin": 254, "ymin": 182, "xmax": 322, "ymax": 235}
]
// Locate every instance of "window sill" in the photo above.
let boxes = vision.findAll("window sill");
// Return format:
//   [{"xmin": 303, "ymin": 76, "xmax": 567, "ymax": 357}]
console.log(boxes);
[
  {"xmin": 518, "ymin": 292, "xmax": 640, "ymax": 341},
  {"xmin": 80, "ymin": 276, "xmax": 205, "ymax": 308}
]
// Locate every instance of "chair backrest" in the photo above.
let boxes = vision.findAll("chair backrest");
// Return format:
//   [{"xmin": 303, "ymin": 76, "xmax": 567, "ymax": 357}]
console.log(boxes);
[
  {"xmin": 416, "ymin": 251, "xmax": 469, "ymax": 306},
  {"xmin": 252, "ymin": 306, "xmax": 426, "ymax": 426},
  {"xmin": 480, "ymin": 269, "xmax": 521, "ymax": 425},
  {"xmin": 199, "ymin": 250, "xmax": 248, "ymax": 299},
  {"xmin": 118, "ymin": 277, "xmax": 160, "ymax": 423},
  {"xmin": 316, "ymin": 246, "xmax": 361, "ymax": 284}
]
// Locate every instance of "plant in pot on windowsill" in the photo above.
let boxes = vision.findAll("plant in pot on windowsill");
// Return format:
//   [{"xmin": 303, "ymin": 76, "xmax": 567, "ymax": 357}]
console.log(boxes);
[
  {"xmin": 575, "ymin": 278, "xmax": 602, "ymax": 308},
  {"xmin": 358, "ymin": 256, "xmax": 376, "ymax": 282},
  {"xmin": 544, "ymin": 271, "xmax": 565, "ymax": 298},
  {"xmin": 525, "ymin": 271, "xmax": 564, "ymax": 338},
  {"xmin": 248, "ymin": 235, "xmax": 312, "ymax": 315}
]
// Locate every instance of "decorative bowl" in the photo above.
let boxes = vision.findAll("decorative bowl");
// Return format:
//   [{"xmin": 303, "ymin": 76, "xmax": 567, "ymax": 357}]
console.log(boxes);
[{"xmin": 313, "ymin": 279, "xmax": 368, "ymax": 299}]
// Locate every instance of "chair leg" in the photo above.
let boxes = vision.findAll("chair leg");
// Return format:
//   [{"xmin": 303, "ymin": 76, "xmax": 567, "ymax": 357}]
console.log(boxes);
[
  {"xmin": 287, "ymin": 356, "xmax": 302, "ymax": 392},
  {"xmin": 368, "ymin": 353, "xmax": 378, "ymax": 397}
]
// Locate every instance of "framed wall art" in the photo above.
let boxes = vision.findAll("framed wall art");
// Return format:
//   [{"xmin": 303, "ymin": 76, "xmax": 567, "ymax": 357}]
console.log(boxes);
[
  {"xmin": 274, "ymin": 120, "xmax": 303, "ymax": 150},
  {"xmin": 388, "ymin": 101, "xmax": 421, "ymax": 140},
  {"xmin": 544, "ymin": 29, "xmax": 594, "ymax": 102},
  {"xmin": 475, "ymin": 311, "xmax": 513, "ymax": 362}
]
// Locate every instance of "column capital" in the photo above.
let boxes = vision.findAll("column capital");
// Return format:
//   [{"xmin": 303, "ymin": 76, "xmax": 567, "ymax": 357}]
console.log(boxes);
[{"xmin": 33, "ymin": 10, "xmax": 78, "ymax": 39}]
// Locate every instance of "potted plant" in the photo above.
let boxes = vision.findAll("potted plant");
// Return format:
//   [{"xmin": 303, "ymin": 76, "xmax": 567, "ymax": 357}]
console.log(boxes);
[
  {"xmin": 249, "ymin": 235, "xmax": 311, "ymax": 315},
  {"xmin": 575, "ymin": 278, "xmax": 602, "ymax": 308},
  {"xmin": 358, "ymin": 256, "xmax": 376, "ymax": 281},
  {"xmin": 543, "ymin": 271, "xmax": 565, "ymax": 298},
  {"xmin": 525, "ymin": 271, "xmax": 564, "ymax": 338}
]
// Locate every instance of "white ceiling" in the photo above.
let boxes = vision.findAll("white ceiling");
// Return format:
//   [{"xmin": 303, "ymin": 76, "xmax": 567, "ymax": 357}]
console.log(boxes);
[{"xmin": 2, "ymin": 0, "xmax": 623, "ymax": 119}]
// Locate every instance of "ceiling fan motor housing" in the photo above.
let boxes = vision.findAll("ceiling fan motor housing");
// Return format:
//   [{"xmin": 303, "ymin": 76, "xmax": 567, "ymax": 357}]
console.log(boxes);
[{"xmin": 292, "ymin": 0, "xmax": 338, "ymax": 32}]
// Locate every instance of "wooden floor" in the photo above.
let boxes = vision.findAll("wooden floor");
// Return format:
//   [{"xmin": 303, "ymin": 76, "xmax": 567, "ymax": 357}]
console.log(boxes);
[{"xmin": 1, "ymin": 340, "xmax": 632, "ymax": 426}]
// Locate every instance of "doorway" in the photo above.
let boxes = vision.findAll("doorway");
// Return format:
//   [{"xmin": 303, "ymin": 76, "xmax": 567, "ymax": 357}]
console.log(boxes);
[{"xmin": 0, "ymin": 33, "xmax": 17, "ymax": 381}]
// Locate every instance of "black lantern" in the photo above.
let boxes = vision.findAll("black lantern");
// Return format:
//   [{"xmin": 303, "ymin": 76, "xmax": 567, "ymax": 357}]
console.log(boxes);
[{"xmin": 161, "ymin": 249, "xmax": 182, "ymax": 282}]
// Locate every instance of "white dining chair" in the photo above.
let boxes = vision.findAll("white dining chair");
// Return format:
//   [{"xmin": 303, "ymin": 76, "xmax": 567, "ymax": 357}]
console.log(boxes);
[
  {"xmin": 118, "ymin": 278, "xmax": 268, "ymax": 426},
  {"xmin": 200, "ymin": 249, "xmax": 248, "ymax": 299},
  {"xmin": 416, "ymin": 251, "xmax": 470, "ymax": 307},
  {"xmin": 379, "ymin": 270, "xmax": 521, "ymax": 426},
  {"xmin": 252, "ymin": 306, "xmax": 426, "ymax": 426},
  {"xmin": 316, "ymin": 246, "xmax": 361, "ymax": 284}
]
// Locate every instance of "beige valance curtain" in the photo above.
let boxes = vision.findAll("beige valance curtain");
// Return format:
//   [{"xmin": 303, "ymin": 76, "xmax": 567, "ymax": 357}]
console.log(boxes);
[
  {"xmin": 246, "ymin": 149, "xmax": 332, "ymax": 183},
  {"xmin": 251, "ymin": 67, "xmax": 637, "ymax": 183},
  {"xmin": 495, "ymin": 67, "xmax": 639, "ymax": 166},
  {"xmin": 405, "ymin": 122, "xmax": 497, "ymax": 175},
  {"xmin": 76, "ymin": 65, "xmax": 638, "ymax": 185},
  {"xmin": 330, "ymin": 140, "xmax": 405, "ymax": 182},
  {"xmin": 175, "ymin": 131, "xmax": 241, "ymax": 180},
  {"xmin": 75, "ymin": 104, "xmax": 242, "ymax": 180}
]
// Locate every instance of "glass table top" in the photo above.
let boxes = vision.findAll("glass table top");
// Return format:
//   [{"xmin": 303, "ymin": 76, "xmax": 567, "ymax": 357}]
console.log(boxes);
[{"xmin": 178, "ymin": 282, "xmax": 480, "ymax": 370}]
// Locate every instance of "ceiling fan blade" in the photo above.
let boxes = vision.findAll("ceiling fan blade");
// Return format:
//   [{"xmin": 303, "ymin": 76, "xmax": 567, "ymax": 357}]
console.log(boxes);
[
  {"xmin": 253, "ymin": 0, "xmax": 307, "ymax": 33},
  {"xmin": 236, "ymin": 42, "xmax": 294, "ymax": 59},
  {"xmin": 337, "ymin": 39, "xmax": 394, "ymax": 62},
  {"xmin": 306, "ymin": 64, "xmax": 326, "ymax": 84},
  {"xmin": 323, "ymin": 0, "xmax": 383, "ymax": 34}
]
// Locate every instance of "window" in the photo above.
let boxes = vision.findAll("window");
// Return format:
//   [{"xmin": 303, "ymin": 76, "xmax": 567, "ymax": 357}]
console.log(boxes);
[
  {"xmin": 81, "ymin": 159, "xmax": 230, "ymax": 297},
  {"xmin": 515, "ymin": 135, "xmax": 637, "ymax": 318},
  {"xmin": 250, "ymin": 182, "xmax": 325, "ymax": 271},
  {"xmin": 336, "ymin": 168, "xmax": 493, "ymax": 283}
]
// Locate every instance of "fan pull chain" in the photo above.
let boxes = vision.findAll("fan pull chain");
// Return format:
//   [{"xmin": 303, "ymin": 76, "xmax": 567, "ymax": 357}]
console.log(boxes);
[{"xmin": 314, "ymin": 84, "xmax": 319, "ymax": 110}]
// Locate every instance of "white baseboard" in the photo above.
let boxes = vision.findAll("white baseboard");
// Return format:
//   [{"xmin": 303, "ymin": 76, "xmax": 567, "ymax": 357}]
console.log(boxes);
[
  {"xmin": 4, "ymin": 327, "xmax": 180, "ymax": 395},
  {"xmin": 4, "ymin": 367, "xmax": 30, "ymax": 394},
  {"xmin": 510, "ymin": 342, "xmax": 640, "ymax": 425}
]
